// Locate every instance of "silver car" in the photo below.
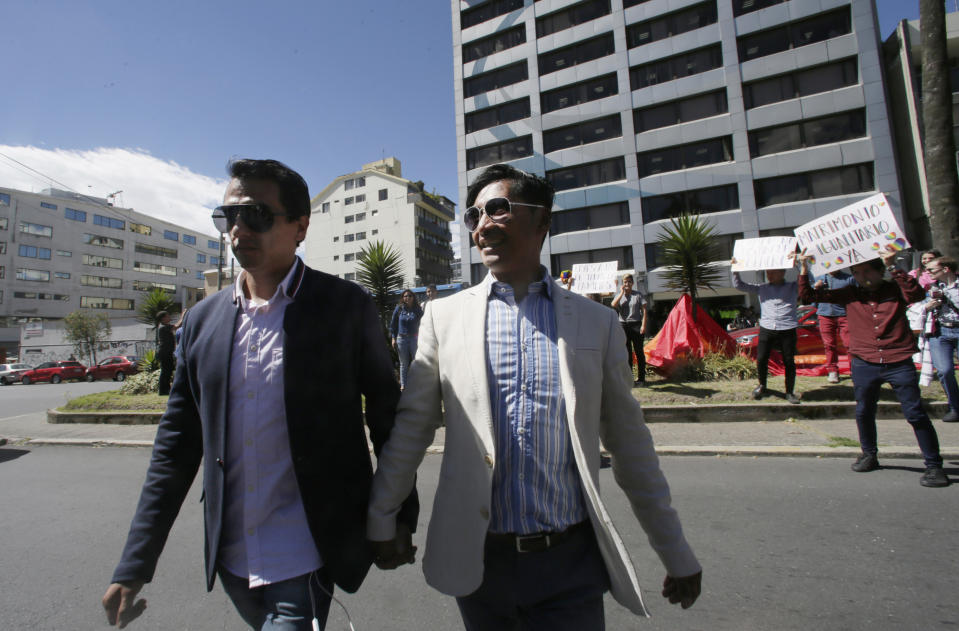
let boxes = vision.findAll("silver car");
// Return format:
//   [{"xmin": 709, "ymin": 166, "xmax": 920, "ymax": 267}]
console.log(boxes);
[{"xmin": 0, "ymin": 363, "xmax": 32, "ymax": 385}]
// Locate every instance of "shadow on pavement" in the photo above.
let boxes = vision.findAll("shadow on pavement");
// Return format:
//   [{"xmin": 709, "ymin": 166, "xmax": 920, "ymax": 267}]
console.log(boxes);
[
  {"xmin": 654, "ymin": 384, "xmax": 720, "ymax": 398},
  {"xmin": 0, "ymin": 448, "xmax": 31, "ymax": 464}
]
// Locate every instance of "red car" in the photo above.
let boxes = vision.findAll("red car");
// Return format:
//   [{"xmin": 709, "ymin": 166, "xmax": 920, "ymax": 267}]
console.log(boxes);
[
  {"xmin": 729, "ymin": 306, "xmax": 847, "ymax": 356},
  {"xmin": 85, "ymin": 356, "xmax": 140, "ymax": 382},
  {"xmin": 20, "ymin": 360, "xmax": 87, "ymax": 384}
]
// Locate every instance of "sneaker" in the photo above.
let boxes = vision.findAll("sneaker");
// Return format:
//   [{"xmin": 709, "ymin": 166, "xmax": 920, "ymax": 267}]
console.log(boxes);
[
  {"xmin": 942, "ymin": 409, "xmax": 959, "ymax": 423},
  {"xmin": 786, "ymin": 393, "xmax": 801, "ymax": 405},
  {"xmin": 920, "ymin": 466, "xmax": 950, "ymax": 488},
  {"xmin": 851, "ymin": 453, "xmax": 879, "ymax": 472},
  {"xmin": 827, "ymin": 372, "xmax": 839, "ymax": 384},
  {"xmin": 752, "ymin": 386, "xmax": 766, "ymax": 400}
]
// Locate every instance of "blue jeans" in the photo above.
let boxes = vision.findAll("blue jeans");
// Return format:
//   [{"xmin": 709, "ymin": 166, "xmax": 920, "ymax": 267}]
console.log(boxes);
[
  {"xmin": 850, "ymin": 357, "xmax": 942, "ymax": 468},
  {"xmin": 396, "ymin": 335, "xmax": 417, "ymax": 389},
  {"xmin": 929, "ymin": 327, "xmax": 959, "ymax": 412},
  {"xmin": 218, "ymin": 567, "xmax": 333, "ymax": 630}
]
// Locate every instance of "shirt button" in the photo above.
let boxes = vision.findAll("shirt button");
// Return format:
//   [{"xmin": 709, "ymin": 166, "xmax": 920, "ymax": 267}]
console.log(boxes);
[
  {"xmin": 520, "ymin": 384, "xmax": 527, "ymax": 392},
  {"xmin": 247, "ymin": 484, "xmax": 254, "ymax": 492},
  {"xmin": 518, "ymin": 473, "xmax": 525, "ymax": 481},
  {"xmin": 250, "ymin": 344, "xmax": 258, "ymax": 352},
  {"xmin": 246, "ymin": 439, "xmax": 253, "ymax": 447},
  {"xmin": 247, "ymin": 391, "xmax": 255, "ymax": 399},
  {"xmin": 247, "ymin": 528, "xmax": 255, "ymax": 536},
  {"xmin": 517, "ymin": 427, "xmax": 525, "ymax": 435}
]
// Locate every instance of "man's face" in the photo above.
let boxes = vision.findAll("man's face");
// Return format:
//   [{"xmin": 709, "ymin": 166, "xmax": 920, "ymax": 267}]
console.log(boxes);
[
  {"xmin": 426, "ymin": 287, "xmax": 437, "ymax": 300},
  {"xmin": 766, "ymin": 269, "xmax": 786, "ymax": 284},
  {"xmin": 850, "ymin": 262, "xmax": 883, "ymax": 288},
  {"xmin": 223, "ymin": 177, "xmax": 307, "ymax": 274},
  {"xmin": 160, "ymin": 314, "xmax": 171, "ymax": 325},
  {"xmin": 622, "ymin": 278, "xmax": 634, "ymax": 293},
  {"xmin": 471, "ymin": 180, "xmax": 548, "ymax": 283}
]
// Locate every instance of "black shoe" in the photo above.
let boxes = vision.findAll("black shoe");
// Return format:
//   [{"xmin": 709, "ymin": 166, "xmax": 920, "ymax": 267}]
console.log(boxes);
[
  {"xmin": 752, "ymin": 386, "xmax": 766, "ymax": 400},
  {"xmin": 786, "ymin": 393, "xmax": 801, "ymax": 405},
  {"xmin": 942, "ymin": 409, "xmax": 959, "ymax": 423},
  {"xmin": 920, "ymin": 466, "xmax": 949, "ymax": 488},
  {"xmin": 634, "ymin": 379, "xmax": 646, "ymax": 387},
  {"xmin": 851, "ymin": 453, "xmax": 879, "ymax": 472}
]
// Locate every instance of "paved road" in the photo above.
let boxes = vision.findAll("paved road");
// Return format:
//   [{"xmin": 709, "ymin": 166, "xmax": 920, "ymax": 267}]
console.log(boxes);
[
  {"xmin": 1, "ymin": 446, "xmax": 956, "ymax": 630},
  {"xmin": 0, "ymin": 378, "xmax": 123, "ymax": 418}
]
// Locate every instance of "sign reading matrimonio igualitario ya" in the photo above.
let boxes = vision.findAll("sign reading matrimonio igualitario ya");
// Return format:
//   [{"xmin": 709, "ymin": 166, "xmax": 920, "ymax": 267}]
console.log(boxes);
[{"xmin": 792, "ymin": 193, "xmax": 910, "ymax": 277}]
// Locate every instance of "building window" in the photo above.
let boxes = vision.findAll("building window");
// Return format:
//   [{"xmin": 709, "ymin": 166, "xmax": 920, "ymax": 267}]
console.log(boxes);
[
  {"xmin": 209, "ymin": 256, "xmax": 221, "ymax": 265},
  {"xmin": 344, "ymin": 272, "xmax": 356, "ymax": 281},
  {"xmin": 40, "ymin": 201, "xmax": 58, "ymax": 210},
  {"xmin": 630, "ymin": 45, "xmax": 723, "ymax": 90},
  {"xmin": 737, "ymin": 6, "xmax": 851, "ymax": 63},
  {"xmin": 83, "ymin": 254, "xmax": 123, "ymax": 269},
  {"xmin": 57, "ymin": 249, "xmax": 72, "ymax": 257},
  {"xmin": 345, "ymin": 253, "xmax": 355, "ymax": 262},
  {"xmin": 163, "ymin": 230, "xmax": 179, "ymax": 241},
  {"xmin": 355, "ymin": 177, "xmax": 365, "ymax": 187},
  {"xmin": 543, "ymin": 115, "xmax": 622, "ymax": 153},
  {"xmin": 345, "ymin": 197, "xmax": 355, "ymax": 206},
  {"xmin": 646, "ymin": 233, "xmax": 738, "ymax": 267},
  {"xmin": 743, "ymin": 58, "xmax": 858, "ymax": 109},
  {"xmin": 550, "ymin": 246, "xmax": 633, "ymax": 278},
  {"xmin": 133, "ymin": 280, "xmax": 176, "ymax": 292},
  {"xmin": 0, "ymin": 193, "xmax": 9, "ymax": 206},
  {"xmin": 371, "ymin": 209, "xmax": 379, "ymax": 216},
  {"xmin": 748, "ymin": 109, "xmax": 867, "ymax": 157},
  {"xmin": 0, "ymin": 266, "xmax": 4, "ymax": 279},
  {"xmin": 637, "ymin": 136, "xmax": 733, "ymax": 177},
  {"xmin": 81, "ymin": 275, "xmax": 122, "ymax": 289},
  {"xmin": 133, "ymin": 261, "xmax": 178, "ymax": 276},
  {"xmin": 538, "ymin": 32, "xmax": 614, "ymax": 76},
  {"xmin": 196, "ymin": 271, "xmax": 204, "ymax": 280},
  {"xmin": 465, "ymin": 98, "xmax": 531, "ymax": 134},
  {"xmin": 135, "ymin": 242, "xmax": 178, "ymax": 258},
  {"xmin": 466, "ymin": 135, "xmax": 534, "ymax": 170},
  {"xmin": 464, "ymin": 61, "xmax": 529, "ymax": 98},
  {"xmin": 18, "ymin": 245, "xmax": 52, "ymax": 259},
  {"xmin": 0, "ymin": 217, "xmax": 7, "ymax": 230},
  {"xmin": 623, "ymin": 0, "xmax": 652, "ymax": 6},
  {"xmin": 356, "ymin": 232, "xmax": 366, "ymax": 240},
  {"xmin": 546, "ymin": 157, "xmax": 626, "ymax": 191},
  {"xmin": 733, "ymin": 0, "xmax": 787, "ymax": 16},
  {"xmin": 345, "ymin": 234, "xmax": 355, "ymax": 242},
  {"xmin": 55, "ymin": 271, "xmax": 71, "ymax": 279},
  {"xmin": 345, "ymin": 215, "xmax": 354, "ymax": 223},
  {"xmin": 461, "ymin": 0, "xmax": 524, "ymax": 30},
  {"xmin": 355, "ymin": 212, "xmax": 366, "ymax": 221},
  {"xmin": 14, "ymin": 291, "xmax": 70, "ymax": 301},
  {"xmin": 334, "ymin": 236, "xmax": 340, "ymax": 242},
  {"xmin": 333, "ymin": 255, "xmax": 340, "ymax": 261},
  {"xmin": 93, "ymin": 214, "xmax": 125, "ymax": 230},
  {"xmin": 642, "ymin": 184, "xmax": 739, "ymax": 223},
  {"xmin": 626, "ymin": 1, "xmax": 718, "ymax": 49},
  {"xmin": 537, "ymin": 0, "xmax": 610, "ymax": 38},
  {"xmin": 549, "ymin": 202, "xmax": 629, "ymax": 236},
  {"xmin": 322, "ymin": 202, "xmax": 331, "ymax": 212},
  {"xmin": 130, "ymin": 222, "xmax": 152, "ymax": 235},
  {"xmin": 84, "ymin": 233, "xmax": 124, "ymax": 249},
  {"xmin": 197, "ymin": 253, "xmax": 207, "ymax": 264},
  {"xmin": 65, "ymin": 208, "xmax": 87, "ymax": 222},
  {"xmin": 754, "ymin": 163, "xmax": 874, "ymax": 207},
  {"xmin": 378, "ymin": 189, "xmax": 388, "ymax": 201},
  {"xmin": 372, "ymin": 229, "xmax": 378, "ymax": 235},
  {"xmin": 355, "ymin": 194, "xmax": 366, "ymax": 203},
  {"xmin": 463, "ymin": 25, "xmax": 526, "ymax": 64},
  {"xmin": 80, "ymin": 296, "xmax": 134, "ymax": 310},
  {"xmin": 633, "ymin": 89, "xmax": 728, "ymax": 133},
  {"xmin": 208, "ymin": 239, "xmax": 220, "ymax": 250},
  {"xmin": 183, "ymin": 234, "xmax": 196, "ymax": 245},
  {"xmin": 19, "ymin": 221, "xmax": 53, "ymax": 238},
  {"xmin": 16, "ymin": 268, "xmax": 51, "ymax": 282},
  {"xmin": 0, "ymin": 242, "xmax": 5, "ymax": 255},
  {"xmin": 344, "ymin": 179, "xmax": 355, "ymax": 191}
]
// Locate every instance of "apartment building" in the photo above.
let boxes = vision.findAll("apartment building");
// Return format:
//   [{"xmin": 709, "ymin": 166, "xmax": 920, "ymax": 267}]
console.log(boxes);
[
  {"xmin": 305, "ymin": 157, "xmax": 456, "ymax": 288},
  {"xmin": 452, "ymin": 0, "xmax": 901, "ymax": 311}
]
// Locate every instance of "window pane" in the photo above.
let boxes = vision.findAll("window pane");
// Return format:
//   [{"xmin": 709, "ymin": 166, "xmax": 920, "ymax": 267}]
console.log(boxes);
[{"xmin": 751, "ymin": 124, "xmax": 802, "ymax": 156}]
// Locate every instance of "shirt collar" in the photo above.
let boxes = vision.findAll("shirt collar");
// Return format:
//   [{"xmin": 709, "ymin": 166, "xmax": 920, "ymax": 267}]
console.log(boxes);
[
  {"xmin": 483, "ymin": 266, "xmax": 553, "ymax": 301},
  {"xmin": 232, "ymin": 256, "xmax": 305, "ymax": 307}
]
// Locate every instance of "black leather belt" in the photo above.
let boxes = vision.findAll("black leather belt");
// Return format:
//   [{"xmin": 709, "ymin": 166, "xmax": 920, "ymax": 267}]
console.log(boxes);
[
  {"xmin": 941, "ymin": 321, "xmax": 958, "ymax": 328},
  {"xmin": 486, "ymin": 521, "xmax": 590, "ymax": 553}
]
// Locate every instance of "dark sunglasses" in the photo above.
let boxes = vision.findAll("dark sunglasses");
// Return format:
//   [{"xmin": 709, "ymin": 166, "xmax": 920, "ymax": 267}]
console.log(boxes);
[
  {"xmin": 212, "ymin": 203, "xmax": 290, "ymax": 234},
  {"xmin": 463, "ymin": 197, "xmax": 545, "ymax": 232}
]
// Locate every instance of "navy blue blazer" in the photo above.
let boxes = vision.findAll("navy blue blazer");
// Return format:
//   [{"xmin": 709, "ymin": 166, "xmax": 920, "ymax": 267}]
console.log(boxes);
[{"xmin": 112, "ymin": 259, "xmax": 418, "ymax": 593}]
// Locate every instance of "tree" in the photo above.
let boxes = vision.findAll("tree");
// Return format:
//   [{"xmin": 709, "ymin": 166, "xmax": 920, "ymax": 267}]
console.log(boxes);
[
  {"xmin": 63, "ymin": 310, "xmax": 112, "ymax": 366},
  {"xmin": 356, "ymin": 240, "xmax": 406, "ymax": 328},
  {"xmin": 655, "ymin": 213, "xmax": 724, "ymax": 320},
  {"xmin": 920, "ymin": 0, "xmax": 959, "ymax": 259},
  {"xmin": 137, "ymin": 288, "xmax": 177, "ymax": 329}
]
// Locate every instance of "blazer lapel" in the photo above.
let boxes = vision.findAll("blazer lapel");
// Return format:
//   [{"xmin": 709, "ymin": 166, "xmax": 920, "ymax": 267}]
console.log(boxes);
[
  {"xmin": 462, "ymin": 284, "xmax": 496, "ymax": 454},
  {"xmin": 553, "ymin": 281, "xmax": 579, "ymax": 431}
]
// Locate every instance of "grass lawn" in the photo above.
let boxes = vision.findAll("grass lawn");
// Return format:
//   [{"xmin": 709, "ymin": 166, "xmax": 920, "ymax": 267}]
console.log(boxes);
[{"xmin": 60, "ymin": 391, "xmax": 167, "ymax": 412}]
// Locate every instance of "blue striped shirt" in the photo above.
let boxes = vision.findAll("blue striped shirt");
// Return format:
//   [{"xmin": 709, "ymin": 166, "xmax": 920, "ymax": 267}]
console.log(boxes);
[{"xmin": 484, "ymin": 270, "xmax": 587, "ymax": 534}]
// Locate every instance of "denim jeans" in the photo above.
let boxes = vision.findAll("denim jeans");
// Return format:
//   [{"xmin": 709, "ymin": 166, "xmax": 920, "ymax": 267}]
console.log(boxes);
[
  {"xmin": 218, "ymin": 567, "xmax": 333, "ymax": 630},
  {"xmin": 396, "ymin": 334, "xmax": 418, "ymax": 389},
  {"xmin": 850, "ymin": 357, "xmax": 943, "ymax": 467},
  {"xmin": 929, "ymin": 326, "xmax": 959, "ymax": 412}
]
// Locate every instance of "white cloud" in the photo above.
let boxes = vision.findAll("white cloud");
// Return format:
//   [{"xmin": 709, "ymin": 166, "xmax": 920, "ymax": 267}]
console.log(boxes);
[{"xmin": 0, "ymin": 145, "xmax": 226, "ymax": 239}]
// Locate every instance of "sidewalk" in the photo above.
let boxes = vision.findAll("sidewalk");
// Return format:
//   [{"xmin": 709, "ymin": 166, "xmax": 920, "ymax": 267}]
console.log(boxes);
[{"xmin": 3, "ymin": 406, "xmax": 959, "ymax": 460}]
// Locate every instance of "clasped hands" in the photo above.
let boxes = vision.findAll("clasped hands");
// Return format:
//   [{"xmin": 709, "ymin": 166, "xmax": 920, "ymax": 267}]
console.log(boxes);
[{"xmin": 368, "ymin": 522, "xmax": 417, "ymax": 570}]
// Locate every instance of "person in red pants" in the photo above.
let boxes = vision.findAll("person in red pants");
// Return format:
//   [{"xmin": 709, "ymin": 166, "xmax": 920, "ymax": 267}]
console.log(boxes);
[{"xmin": 811, "ymin": 270, "xmax": 856, "ymax": 383}]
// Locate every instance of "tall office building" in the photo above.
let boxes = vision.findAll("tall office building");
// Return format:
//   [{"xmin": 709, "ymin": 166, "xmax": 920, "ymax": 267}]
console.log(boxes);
[
  {"xmin": 452, "ymin": 0, "xmax": 901, "ymax": 314},
  {"xmin": 306, "ymin": 157, "xmax": 456, "ymax": 288}
]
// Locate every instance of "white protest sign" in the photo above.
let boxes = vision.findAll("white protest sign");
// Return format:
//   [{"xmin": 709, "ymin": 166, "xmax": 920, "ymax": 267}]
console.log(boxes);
[
  {"xmin": 793, "ymin": 193, "xmax": 909, "ymax": 276},
  {"xmin": 570, "ymin": 261, "xmax": 619, "ymax": 294},
  {"xmin": 730, "ymin": 237, "xmax": 797, "ymax": 272}
]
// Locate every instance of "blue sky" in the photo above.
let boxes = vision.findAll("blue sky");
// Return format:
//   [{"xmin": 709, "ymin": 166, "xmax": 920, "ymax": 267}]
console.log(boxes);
[{"xmin": 0, "ymin": 0, "xmax": 927, "ymax": 239}]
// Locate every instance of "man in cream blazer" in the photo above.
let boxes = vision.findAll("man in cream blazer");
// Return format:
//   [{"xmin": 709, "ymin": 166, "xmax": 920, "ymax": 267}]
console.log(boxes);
[{"xmin": 368, "ymin": 165, "xmax": 701, "ymax": 630}]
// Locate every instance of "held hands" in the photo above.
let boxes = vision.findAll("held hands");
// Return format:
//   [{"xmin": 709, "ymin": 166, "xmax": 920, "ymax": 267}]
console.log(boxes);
[
  {"xmin": 102, "ymin": 580, "xmax": 146, "ymax": 628},
  {"xmin": 662, "ymin": 570, "xmax": 702, "ymax": 609},
  {"xmin": 369, "ymin": 522, "xmax": 417, "ymax": 570}
]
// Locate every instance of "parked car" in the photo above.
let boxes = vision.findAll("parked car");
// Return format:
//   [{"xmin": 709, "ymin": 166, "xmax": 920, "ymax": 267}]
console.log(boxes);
[
  {"xmin": 86, "ymin": 356, "xmax": 140, "ymax": 382},
  {"xmin": 728, "ymin": 305, "xmax": 847, "ymax": 356},
  {"xmin": 0, "ymin": 363, "xmax": 32, "ymax": 385},
  {"xmin": 20, "ymin": 360, "xmax": 87, "ymax": 384}
]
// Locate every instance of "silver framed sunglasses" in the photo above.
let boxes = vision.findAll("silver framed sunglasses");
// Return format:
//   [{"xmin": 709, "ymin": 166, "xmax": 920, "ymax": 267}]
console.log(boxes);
[{"xmin": 463, "ymin": 197, "xmax": 545, "ymax": 232}]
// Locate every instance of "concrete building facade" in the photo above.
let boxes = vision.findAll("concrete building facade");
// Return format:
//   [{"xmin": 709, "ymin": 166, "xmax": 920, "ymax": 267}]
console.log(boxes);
[
  {"xmin": 305, "ymin": 158, "xmax": 456, "ymax": 288},
  {"xmin": 452, "ymin": 0, "xmax": 901, "ymax": 312}
]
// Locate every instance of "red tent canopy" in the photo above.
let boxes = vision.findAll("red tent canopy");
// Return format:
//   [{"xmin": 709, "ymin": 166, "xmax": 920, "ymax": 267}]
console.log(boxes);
[{"xmin": 644, "ymin": 294, "xmax": 736, "ymax": 377}]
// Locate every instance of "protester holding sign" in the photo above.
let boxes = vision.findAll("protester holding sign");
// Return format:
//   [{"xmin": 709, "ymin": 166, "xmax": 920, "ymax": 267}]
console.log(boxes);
[
  {"xmin": 731, "ymin": 262, "xmax": 801, "ymax": 404},
  {"xmin": 798, "ymin": 249, "xmax": 949, "ymax": 488},
  {"xmin": 611, "ymin": 273, "xmax": 648, "ymax": 386}
]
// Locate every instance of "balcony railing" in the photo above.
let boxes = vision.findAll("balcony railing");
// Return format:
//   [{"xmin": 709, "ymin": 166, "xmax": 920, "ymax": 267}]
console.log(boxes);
[{"xmin": 407, "ymin": 192, "xmax": 455, "ymax": 221}]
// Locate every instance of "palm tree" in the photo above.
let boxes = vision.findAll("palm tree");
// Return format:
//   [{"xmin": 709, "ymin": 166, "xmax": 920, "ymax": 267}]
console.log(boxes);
[
  {"xmin": 920, "ymin": 0, "xmax": 959, "ymax": 258},
  {"xmin": 655, "ymin": 213, "xmax": 724, "ymax": 320},
  {"xmin": 356, "ymin": 240, "xmax": 406, "ymax": 328},
  {"xmin": 137, "ymin": 288, "xmax": 177, "ymax": 329}
]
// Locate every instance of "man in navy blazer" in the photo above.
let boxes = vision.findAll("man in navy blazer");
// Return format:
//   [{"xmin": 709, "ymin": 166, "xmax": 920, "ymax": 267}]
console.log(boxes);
[{"xmin": 102, "ymin": 159, "xmax": 417, "ymax": 629}]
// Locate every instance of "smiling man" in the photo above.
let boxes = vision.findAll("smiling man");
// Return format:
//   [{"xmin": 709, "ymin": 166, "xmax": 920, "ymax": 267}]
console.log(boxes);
[
  {"xmin": 367, "ymin": 164, "xmax": 701, "ymax": 630},
  {"xmin": 102, "ymin": 159, "xmax": 417, "ymax": 629}
]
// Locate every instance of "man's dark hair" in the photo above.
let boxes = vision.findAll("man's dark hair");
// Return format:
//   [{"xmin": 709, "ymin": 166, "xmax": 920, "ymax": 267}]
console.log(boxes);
[
  {"xmin": 865, "ymin": 259, "xmax": 885, "ymax": 272},
  {"xmin": 156, "ymin": 310, "xmax": 169, "ymax": 323},
  {"xmin": 935, "ymin": 256, "xmax": 957, "ymax": 272},
  {"xmin": 427, "ymin": 284, "xmax": 437, "ymax": 291},
  {"xmin": 466, "ymin": 164, "xmax": 555, "ymax": 216},
  {"xmin": 227, "ymin": 158, "xmax": 310, "ymax": 219}
]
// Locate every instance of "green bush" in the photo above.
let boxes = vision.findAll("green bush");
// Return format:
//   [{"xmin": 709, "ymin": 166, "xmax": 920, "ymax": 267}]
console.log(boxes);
[
  {"xmin": 670, "ymin": 352, "xmax": 757, "ymax": 382},
  {"xmin": 139, "ymin": 349, "xmax": 159, "ymax": 373},
  {"xmin": 120, "ymin": 369, "xmax": 162, "ymax": 395}
]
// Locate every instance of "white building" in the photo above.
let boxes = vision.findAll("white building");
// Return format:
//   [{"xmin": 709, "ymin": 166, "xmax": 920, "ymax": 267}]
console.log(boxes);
[{"xmin": 305, "ymin": 158, "xmax": 455, "ymax": 288}]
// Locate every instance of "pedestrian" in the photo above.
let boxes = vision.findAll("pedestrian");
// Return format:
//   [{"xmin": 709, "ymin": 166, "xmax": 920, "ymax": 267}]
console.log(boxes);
[
  {"xmin": 101, "ymin": 158, "xmax": 418, "ymax": 629},
  {"xmin": 367, "ymin": 164, "xmax": 702, "ymax": 629},
  {"xmin": 390, "ymin": 288, "xmax": 423, "ymax": 390},
  {"xmin": 909, "ymin": 249, "xmax": 941, "ymax": 290},
  {"xmin": 731, "ymin": 262, "xmax": 801, "ymax": 404},
  {"xmin": 155, "ymin": 310, "xmax": 175, "ymax": 396},
  {"xmin": 811, "ymin": 270, "xmax": 856, "ymax": 383},
  {"xmin": 611, "ymin": 273, "xmax": 649, "ymax": 386},
  {"xmin": 425, "ymin": 284, "xmax": 439, "ymax": 303},
  {"xmin": 922, "ymin": 256, "xmax": 959, "ymax": 423},
  {"xmin": 798, "ymin": 250, "xmax": 949, "ymax": 487}
]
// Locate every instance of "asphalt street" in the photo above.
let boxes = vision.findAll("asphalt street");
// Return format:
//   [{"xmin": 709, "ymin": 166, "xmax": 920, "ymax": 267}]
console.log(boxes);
[
  {"xmin": 1, "ymin": 445, "xmax": 956, "ymax": 631},
  {"xmin": 0, "ymin": 378, "xmax": 122, "ymax": 418}
]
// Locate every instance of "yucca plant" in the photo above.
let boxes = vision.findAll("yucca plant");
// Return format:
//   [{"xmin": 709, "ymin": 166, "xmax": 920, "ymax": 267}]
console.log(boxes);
[
  {"xmin": 356, "ymin": 240, "xmax": 406, "ymax": 328},
  {"xmin": 656, "ymin": 213, "xmax": 724, "ymax": 321},
  {"xmin": 137, "ymin": 288, "xmax": 177, "ymax": 329}
]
